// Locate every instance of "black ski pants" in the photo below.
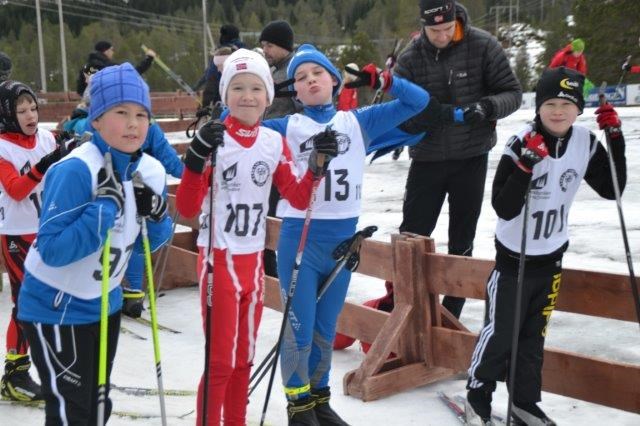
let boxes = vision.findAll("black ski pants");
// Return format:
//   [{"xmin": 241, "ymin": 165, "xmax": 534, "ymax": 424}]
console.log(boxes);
[
  {"xmin": 466, "ymin": 263, "xmax": 562, "ymax": 404},
  {"xmin": 399, "ymin": 154, "xmax": 488, "ymax": 318},
  {"xmin": 22, "ymin": 313, "xmax": 121, "ymax": 425}
]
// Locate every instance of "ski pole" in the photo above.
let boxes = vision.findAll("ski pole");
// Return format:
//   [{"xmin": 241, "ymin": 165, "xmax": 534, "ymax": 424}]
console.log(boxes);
[
  {"xmin": 152, "ymin": 209, "xmax": 180, "ymax": 299},
  {"xmin": 97, "ymin": 151, "xmax": 116, "ymax": 426},
  {"xmin": 97, "ymin": 229, "xmax": 111, "ymax": 426},
  {"xmin": 141, "ymin": 44, "xmax": 200, "ymax": 103},
  {"xmin": 317, "ymin": 225, "xmax": 377, "ymax": 301},
  {"xmin": 134, "ymin": 173, "xmax": 168, "ymax": 425},
  {"xmin": 259, "ymin": 155, "xmax": 326, "ymax": 426},
  {"xmin": 248, "ymin": 356, "xmax": 276, "ymax": 397},
  {"xmin": 249, "ymin": 343, "xmax": 277, "ymax": 390},
  {"xmin": 505, "ymin": 176, "xmax": 533, "ymax": 426},
  {"xmin": 597, "ymin": 84, "xmax": 640, "ymax": 329}
]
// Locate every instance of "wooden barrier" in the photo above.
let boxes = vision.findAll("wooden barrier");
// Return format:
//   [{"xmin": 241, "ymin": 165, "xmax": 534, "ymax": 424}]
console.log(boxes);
[{"xmin": 161, "ymin": 192, "xmax": 640, "ymax": 414}]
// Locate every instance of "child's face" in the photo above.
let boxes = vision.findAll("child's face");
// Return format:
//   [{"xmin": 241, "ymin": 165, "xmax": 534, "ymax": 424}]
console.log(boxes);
[
  {"xmin": 16, "ymin": 98, "xmax": 38, "ymax": 136},
  {"xmin": 91, "ymin": 103, "xmax": 149, "ymax": 153},
  {"xmin": 226, "ymin": 73, "xmax": 269, "ymax": 126},
  {"xmin": 538, "ymin": 99, "xmax": 579, "ymax": 137},
  {"xmin": 293, "ymin": 63, "xmax": 336, "ymax": 106}
]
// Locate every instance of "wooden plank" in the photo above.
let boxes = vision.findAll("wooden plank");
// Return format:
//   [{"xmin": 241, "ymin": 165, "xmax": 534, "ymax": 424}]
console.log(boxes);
[
  {"xmin": 171, "ymin": 231, "xmax": 197, "ymax": 252},
  {"xmin": 394, "ymin": 237, "xmax": 422, "ymax": 363},
  {"xmin": 431, "ymin": 327, "xmax": 640, "ymax": 413},
  {"xmin": 355, "ymin": 239, "xmax": 393, "ymax": 281},
  {"xmin": 346, "ymin": 363, "xmax": 455, "ymax": 402},
  {"xmin": 425, "ymin": 254, "xmax": 638, "ymax": 322},
  {"xmin": 161, "ymin": 245, "xmax": 198, "ymax": 289},
  {"xmin": 167, "ymin": 194, "xmax": 199, "ymax": 230},
  {"xmin": 157, "ymin": 120, "xmax": 192, "ymax": 134}
]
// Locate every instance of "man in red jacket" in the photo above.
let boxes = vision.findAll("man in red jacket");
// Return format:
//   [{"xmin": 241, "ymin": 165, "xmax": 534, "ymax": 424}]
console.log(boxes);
[{"xmin": 549, "ymin": 38, "xmax": 587, "ymax": 75}]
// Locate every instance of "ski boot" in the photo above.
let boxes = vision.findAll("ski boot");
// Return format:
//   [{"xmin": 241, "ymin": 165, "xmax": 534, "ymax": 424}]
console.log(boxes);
[
  {"xmin": 1, "ymin": 354, "xmax": 43, "ymax": 402},
  {"xmin": 287, "ymin": 395, "xmax": 320, "ymax": 426},
  {"xmin": 465, "ymin": 386, "xmax": 494, "ymax": 426},
  {"xmin": 511, "ymin": 402, "xmax": 557, "ymax": 426},
  {"xmin": 311, "ymin": 387, "xmax": 350, "ymax": 425}
]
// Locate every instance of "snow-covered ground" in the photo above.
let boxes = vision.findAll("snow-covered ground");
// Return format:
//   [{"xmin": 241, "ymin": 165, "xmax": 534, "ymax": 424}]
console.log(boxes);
[{"xmin": 1, "ymin": 108, "xmax": 639, "ymax": 425}]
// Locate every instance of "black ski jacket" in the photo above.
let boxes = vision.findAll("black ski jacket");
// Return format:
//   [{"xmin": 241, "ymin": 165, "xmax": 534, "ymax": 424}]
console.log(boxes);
[
  {"xmin": 76, "ymin": 51, "xmax": 154, "ymax": 96},
  {"xmin": 394, "ymin": 4, "xmax": 522, "ymax": 162}
]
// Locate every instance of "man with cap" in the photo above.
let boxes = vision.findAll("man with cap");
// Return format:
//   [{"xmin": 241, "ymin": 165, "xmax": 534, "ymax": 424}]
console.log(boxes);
[
  {"xmin": 465, "ymin": 66, "xmax": 626, "ymax": 425},
  {"xmin": 392, "ymin": 0, "xmax": 522, "ymax": 319},
  {"xmin": 549, "ymin": 38, "xmax": 588, "ymax": 75},
  {"xmin": 0, "ymin": 52, "xmax": 12, "ymax": 83},
  {"xmin": 75, "ymin": 40, "xmax": 156, "ymax": 96},
  {"xmin": 259, "ymin": 19, "xmax": 302, "ymax": 278}
]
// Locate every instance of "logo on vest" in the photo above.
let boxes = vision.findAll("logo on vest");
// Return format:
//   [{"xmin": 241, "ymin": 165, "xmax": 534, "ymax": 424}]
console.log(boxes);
[
  {"xmin": 251, "ymin": 161, "xmax": 270, "ymax": 187},
  {"xmin": 20, "ymin": 161, "xmax": 32, "ymax": 176},
  {"xmin": 531, "ymin": 173, "xmax": 548, "ymax": 190},
  {"xmin": 336, "ymin": 132, "xmax": 351, "ymax": 155},
  {"xmin": 299, "ymin": 137, "xmax": 314, "ymax": 154},
  {"xmin": 559, "ymin": 169, "xmax": 578, "ymax": 192},
  {"xmin": 222, "ymin": 163, "xmax": 238, "ymax": 181},
  {"xmin": 8, "ymin": 240, "xmax": 18, "ymax": 253}
]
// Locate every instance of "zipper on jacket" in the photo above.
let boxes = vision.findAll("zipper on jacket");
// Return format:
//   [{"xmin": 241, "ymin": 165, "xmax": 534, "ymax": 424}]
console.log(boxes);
[
  {"xmin": 448, "ymin": 69, "xmax": 453, "ymax": 86},
  {"xmin": 435, "ymin": 49, "xmax": 440, "ymax": 62},
  {"xmin": 556, "ymin": 137, "xmax": 563, "ymax": 157}
]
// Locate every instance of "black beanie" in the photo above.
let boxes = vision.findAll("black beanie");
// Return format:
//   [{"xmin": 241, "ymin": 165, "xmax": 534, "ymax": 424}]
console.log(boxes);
[
  {"xmin": 420, "ymin": 0, "xmax": 456, "ymax": 26},
  {"xmin": 219, "ymin": 24, "xmax": 240, "ymax": 47},
  {"xmin": 535, "ymin": 67, "xmax": 585, "ymax": 113},
  {"xmin": 94, "ymin": 41, "xmax": 112, "ymax": 53},
  {"xmin": 259, "ymin": 20, "xmax": 294, "ymax": 52},
  {"xmin": 0, "ymin": 80, "xmax": 38, "ymax": 134}
]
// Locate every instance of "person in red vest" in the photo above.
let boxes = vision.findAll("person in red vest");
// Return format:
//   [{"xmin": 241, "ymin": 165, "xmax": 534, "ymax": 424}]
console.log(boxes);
[
  {"xmin": 549, "ymin": 38, "xmax": 587, "ymax": 75},
  {"xmin": 337, "ymin": 63, "xmax": 359, "ymax": 111}
]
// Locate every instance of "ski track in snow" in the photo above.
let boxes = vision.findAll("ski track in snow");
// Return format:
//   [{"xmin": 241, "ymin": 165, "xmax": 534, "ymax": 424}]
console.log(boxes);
[{"xmin": 2, "ymin": 108, "xmax": 639, "ymax": 425}]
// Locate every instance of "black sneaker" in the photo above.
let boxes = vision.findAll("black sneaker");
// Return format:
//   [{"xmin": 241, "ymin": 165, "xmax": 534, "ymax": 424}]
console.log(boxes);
[
  {"xmin": 312, "ymin": 387, "xmax": 350, "ymax": 426},
  {"xmin": 511, "ymin": 402, "xmax": 556, "ymax": 426},
  {"xmin": 465, "ymin": 387, "xmax": 493, "ymax": 425},
  {"xmin": 287, "ymin": 396, "xmax": 320, "ymax": 426},
  {"xmin": 1, "ymin": 355, "xmax": 43, "ymax": 402}
]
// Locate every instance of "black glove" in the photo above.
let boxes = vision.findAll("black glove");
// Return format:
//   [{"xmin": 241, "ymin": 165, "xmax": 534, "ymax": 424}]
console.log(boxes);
[
  {"xmin": 195, "ymin": 106, "xmax": 211, "ymax": 119},
  {"xmin": 96, "ymin": 153, "xmax": 125, "ymax": 212},
  {"xmin": 518, "ymin": 132, "xmax": 549, "ymax": 172},
  {"xmin": 54, "ymin": 130, "xmax": 74, "ymax": 146},
  {"xmin": 274, "ymin": 78, "xmax": 297, "ymax": 98},
  {"xmin": 122, "ymin": 288, "xmax": 145, "ymax": 318},
  {"xmin": 344, "ymin": 63, "xmax": 393, "ymax": 91},
  {"xmin": 133, "ymin": 180, "xmax": 167, "ymax": 221},
  {"xmin": 34, "ymin": 148, "xmax": 63, "ymax": 175},
  {"xmin": 184, "ymin": 120, "xmax": 226, "ymax": 173},
  {"xmin": 399, "ymin": 97, "xmax": 457, "ymax": 135},
  {"xmin": 459, "ymin": 100, "xmax": 492, "ymax": 125},
  {"xmin": 308, "ymin": 127, "xmax": 339, "ymax": 177}
]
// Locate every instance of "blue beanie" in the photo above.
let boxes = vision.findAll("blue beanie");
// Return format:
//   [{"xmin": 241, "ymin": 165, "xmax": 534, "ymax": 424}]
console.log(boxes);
[
  {"xmin": 89, "ymin": 63, "xmax": 151, "ymax": 121},
  {"xmin": 287, "ymin": 44, "xmax": 342, "ymax": 96}
]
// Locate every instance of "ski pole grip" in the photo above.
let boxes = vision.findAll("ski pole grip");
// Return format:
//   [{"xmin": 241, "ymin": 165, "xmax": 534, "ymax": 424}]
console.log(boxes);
[
  {"xmin": 361, "ymin": 225, "xmax": 378, "ymax": 238},
  {"xmin": 141, "ymin": 44, "xmax": 150, "ymax": 54},
  {"xmin": 598, "ymin": 81, "xmax": 608, "ymax": 107},
  {"xmin": 315, "ymin": 153, "xmax": 326, "ymax": 173}
]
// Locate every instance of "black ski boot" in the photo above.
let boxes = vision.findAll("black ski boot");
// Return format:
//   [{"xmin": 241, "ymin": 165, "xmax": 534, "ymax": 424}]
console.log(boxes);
[
  {"xmin": 465, "ymin": 386, "xmax": 494, "ymax": 425},
  {"xmin": 287, "ymin": 395, "xmax": 320, "ymax": 426},
  {"xmin": 1, "ymin": 354, "xmax": 43, "ymax": 402},
  {"xmin": 511, "ymin": 402, "xmax": 556, "ymax": 426},
  {"xmin": 311, "ymin": 387, "xmax": 350, "ymax": 426}
]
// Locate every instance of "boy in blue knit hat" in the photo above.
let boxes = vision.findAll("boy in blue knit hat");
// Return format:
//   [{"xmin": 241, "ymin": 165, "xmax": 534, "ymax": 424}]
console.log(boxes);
[
  {"xmin": 18, "ymin": 63, "xmax": 173, "ymax": 425},
  {"xmin": 259, "ymin": 44, "xmax": 430, "ymax": 425}
]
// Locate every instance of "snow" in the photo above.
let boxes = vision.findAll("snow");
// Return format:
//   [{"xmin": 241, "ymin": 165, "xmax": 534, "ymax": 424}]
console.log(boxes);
[{"xmin": 2, "ymin": 107, "xmax": 639, "ymax": 425}]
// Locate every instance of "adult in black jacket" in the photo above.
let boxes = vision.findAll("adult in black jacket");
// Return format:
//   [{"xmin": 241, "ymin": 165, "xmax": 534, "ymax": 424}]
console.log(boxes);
[
  {"xmin": 75, "ymin": 41, "xmax": 155, "ymax": 96},
  {"xmin": 394, "ymin": 0, "xmax": 522, "ymax": 318}
]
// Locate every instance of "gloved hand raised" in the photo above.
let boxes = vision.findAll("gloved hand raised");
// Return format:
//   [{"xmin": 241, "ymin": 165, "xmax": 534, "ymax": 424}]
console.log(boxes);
[
  {"xmin": 308, "ymin": 127, "xmax": 339, "ymax": 177},
  {"xmin": 132, "ymin": 173, "xmax": 167, "ymax": 221},
  {"xmin": 518, "ymin": 132, "xmax": 548, "ymax": 173},
  {"xmin": 184, "ymin": 120, "xmax": 226, "ymax": 173},
  {"xmin": 34, "ymin": 147, "xmax": 63, "ymax": 175},
  {"xmin": 122, "ymin": 287, "xmax": 145, "ymax": 318},
  {"xmin": 96, "ymin": 152, "xmax": 125, "ymax": 212},
  {"xmin": 344, "ymin": 63, "xmax": 393, "ymax": 92}
]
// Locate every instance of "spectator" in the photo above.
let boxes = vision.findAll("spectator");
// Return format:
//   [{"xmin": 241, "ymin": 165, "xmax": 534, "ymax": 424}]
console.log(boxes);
[
  {"xmin": 337, "ymin": 63, "xmax": 360, "ymax": 111},
  {"xmin": 259, "ymin": 19, "xmax": 302, "ymax": 278},
  {"xmin": 75, "ymin": 40, "xmax": 156, "ymax": 96},
  {"xmin": 0, "ymin": 52, "xmax": 12, "ymax": 82},
  {"xmin": 393, "ymin": 0, "xmax": 522, "ymax": 318},
  {"xmin": 549, "ymin": 38, "xmax": 587, "ymax": 75}
]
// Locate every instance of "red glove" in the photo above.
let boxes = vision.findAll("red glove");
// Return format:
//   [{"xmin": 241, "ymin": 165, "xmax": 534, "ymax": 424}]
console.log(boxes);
[
  {"xmin": 595, "ymin": 103, "xmax": 621, "ymax": 130},
  {"xmin": 517, "ymin": 132, "xmax": 549, "ymax": 173}
]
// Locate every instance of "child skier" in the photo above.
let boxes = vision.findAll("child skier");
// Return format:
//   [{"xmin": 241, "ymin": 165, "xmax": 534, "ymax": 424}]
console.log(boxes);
[
  {"xmin": 0, "ymin": 80, "xmax": 72, "ymax": 402},
  {"xmin": 259, "ymin": 44, "xmax": 429, "ymax": 425},
  {"xmin": 17, "ymin": 63, "xmax": 172, "ymax": 424},
  {"xmin": 175, "ymin": 49, "xmax": 338, "ymax": 426},
  {"xmin": 465, "ymin": 66, "xmax": 627, "ymax": 426}
]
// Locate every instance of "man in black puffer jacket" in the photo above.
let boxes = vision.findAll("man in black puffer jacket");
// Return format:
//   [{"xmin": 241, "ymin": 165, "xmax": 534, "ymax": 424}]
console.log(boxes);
[{"xmin": 395, "ymin": 0, "xmax": 522, "ymax": 318}]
